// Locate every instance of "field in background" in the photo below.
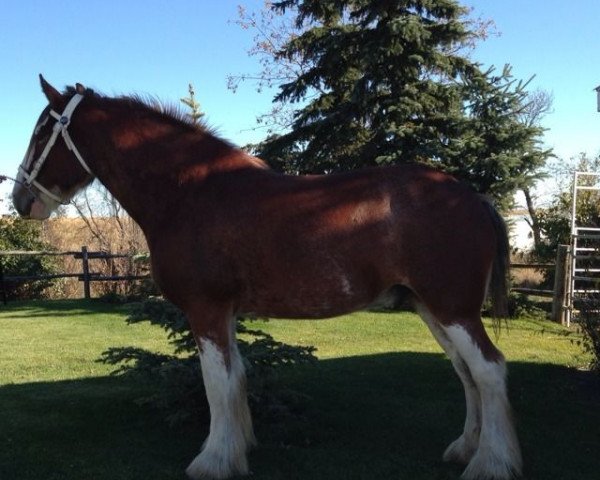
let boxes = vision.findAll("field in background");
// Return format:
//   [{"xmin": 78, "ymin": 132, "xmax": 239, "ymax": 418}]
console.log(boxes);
[
  {"xmin": 0, "ymin": 300, "xmax": 598, "ymax": 480},
  {"xmin": 34, "ymin": 217, "xmax": 147, "ymax": 298}
]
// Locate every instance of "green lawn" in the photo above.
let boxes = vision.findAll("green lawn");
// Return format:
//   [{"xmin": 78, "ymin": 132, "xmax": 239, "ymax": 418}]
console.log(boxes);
[{"xmin": 0, "ymin": 300, "xmax": 598, "ymax": 480}]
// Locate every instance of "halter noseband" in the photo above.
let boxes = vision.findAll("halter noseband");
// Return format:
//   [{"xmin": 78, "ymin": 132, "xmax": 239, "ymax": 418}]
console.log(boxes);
[{"xmin": 19, "ymin": 93, "xmax": 93, "ymax": 205}]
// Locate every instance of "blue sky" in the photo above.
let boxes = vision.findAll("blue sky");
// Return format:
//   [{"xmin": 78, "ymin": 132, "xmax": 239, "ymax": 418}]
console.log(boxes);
[
  {"xmin": 464, "ymin": 0, "xmax": 600, "ymax": 161},
  {"xmin": 1, "ymin": 0, "xmax": 599, "ymax": 209}
]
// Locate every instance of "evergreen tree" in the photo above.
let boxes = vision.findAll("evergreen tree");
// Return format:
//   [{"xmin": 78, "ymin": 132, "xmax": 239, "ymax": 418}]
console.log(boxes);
[
  {"xmin": 180, "ymin": 83, "xmax": 204, "ymax": 124},
  {"xmin": 252, "ymin": 0, "xmax": 549, "ymax": 207},
  {"xmin": 101, "ymin": 298, "xmax": 317, "ymax": 426}
]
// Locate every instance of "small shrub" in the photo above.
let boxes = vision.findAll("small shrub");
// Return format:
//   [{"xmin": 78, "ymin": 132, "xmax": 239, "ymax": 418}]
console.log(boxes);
[
  {"xmin": 508, "ymin": 292, "xmax": 547, "ymax": 319},
  {"xmin": 577, "ymin": 293, "xmax": 600, "ymax": 372},
  {"xmin": 100, "ymin": 297, "xmax": 317, "ymax": 426},
  {"xmin": 482, "ymin": 291, "xmax": 546, "ymax": 319},
  {"xmin": 0, "ymin": 215, "xmax": 59, "ymax": 300},
  {"xmin": 97, "ymin": 291, "xmax": 130, "ymax": 304}
]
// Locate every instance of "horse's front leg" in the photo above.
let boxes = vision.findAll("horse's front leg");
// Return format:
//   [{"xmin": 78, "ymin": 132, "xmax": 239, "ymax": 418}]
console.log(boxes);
[{"xmin": 185, "ymin": 302, "xmax": 256, "ymax": 480}]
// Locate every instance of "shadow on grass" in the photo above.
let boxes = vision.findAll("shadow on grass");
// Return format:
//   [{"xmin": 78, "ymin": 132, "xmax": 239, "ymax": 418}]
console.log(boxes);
[
  {"xmin": 0, "ymin": 353, "xmax": 598, "ymax": 480},
  {"xmin": 0, "ymin": 299, "xmax": 130, "ymax": 319}
]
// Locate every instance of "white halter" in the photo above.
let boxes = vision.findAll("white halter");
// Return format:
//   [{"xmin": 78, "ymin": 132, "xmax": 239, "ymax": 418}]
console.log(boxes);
[{"xmin": 19, "ymin": 93, "xmax": 93, "ymax": 205}]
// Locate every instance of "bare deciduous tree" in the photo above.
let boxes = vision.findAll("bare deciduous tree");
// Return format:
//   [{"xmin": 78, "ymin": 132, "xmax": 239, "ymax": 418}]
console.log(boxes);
[
  {"xmin": 227, "ymin": 1, "xmax": 310, "ymax": 134},
  {"xmin": 71, "ymin": 182, "xmax": 146, "ymax": 254},
  {"xmin": 69, "ymin": 182, "xmax": 147, "ymax": 296},
  {"xmin": 518, "ymin": 88, "xmax": 554, "ymax": 250}
]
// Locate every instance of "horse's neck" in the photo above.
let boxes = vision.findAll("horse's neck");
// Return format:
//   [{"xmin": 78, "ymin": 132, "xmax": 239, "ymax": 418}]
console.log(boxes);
[{"xmin": 89, "ymin": 110, "xmax": 266, "ymax": 232}]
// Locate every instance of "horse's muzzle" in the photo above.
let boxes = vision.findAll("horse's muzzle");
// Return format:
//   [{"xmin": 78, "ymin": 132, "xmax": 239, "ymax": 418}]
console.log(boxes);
[{"xmin": 12, "ymin": 183, "xmax": 35, "ymax": 218}]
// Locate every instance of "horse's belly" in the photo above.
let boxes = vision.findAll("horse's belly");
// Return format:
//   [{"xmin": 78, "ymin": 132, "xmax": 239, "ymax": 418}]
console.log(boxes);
[{"xmin": 238, "ymin": 274, "xmax": 382, "ymax": 319}]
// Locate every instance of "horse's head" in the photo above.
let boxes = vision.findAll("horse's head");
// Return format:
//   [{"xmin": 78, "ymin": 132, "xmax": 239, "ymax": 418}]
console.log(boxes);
[{"xmin": 12, "ymin": 75, "xmax": 94, "ymax": 219}]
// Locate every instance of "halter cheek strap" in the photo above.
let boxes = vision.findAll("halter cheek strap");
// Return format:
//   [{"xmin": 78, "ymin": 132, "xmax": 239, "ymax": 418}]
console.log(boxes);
[{"xmin": 19, "ymin": 93, "xmax": 93, "ymax": 205}]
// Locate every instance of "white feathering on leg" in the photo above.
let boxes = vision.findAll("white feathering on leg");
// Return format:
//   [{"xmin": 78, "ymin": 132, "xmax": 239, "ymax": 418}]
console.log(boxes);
[
  {"xmin": 443, "ymin": 325, "xmax": 522, "ymax": 480},
  {"xmin": 186, "ymin": 337, "xmax": 255, "ymax": 479}
]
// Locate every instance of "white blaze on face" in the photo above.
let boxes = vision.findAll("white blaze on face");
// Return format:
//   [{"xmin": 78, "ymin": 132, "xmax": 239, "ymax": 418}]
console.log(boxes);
[
  {"xmin": 15, "ymin": 128, "xmax": 39, "ymax": 189},
  {"xmin": 12, "ymin": 148, "xmax": 36, "ymax": 218},
  {"xmin": 13, "ymin": 114, "xmax": 57, "ymax": 219},
  {"xmin": 20, "ymin": 114, "xmax": 49, "ymax": 174}
]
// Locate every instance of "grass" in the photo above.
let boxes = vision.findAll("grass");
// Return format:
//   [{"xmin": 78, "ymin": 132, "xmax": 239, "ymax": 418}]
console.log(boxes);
[
  {"xmin": 0, "ymin": 299, "xmax": 172, "ymax": 384},
  {"xmin": 0, "ymin": 299, "xmax": 598, "ymax": 480}
]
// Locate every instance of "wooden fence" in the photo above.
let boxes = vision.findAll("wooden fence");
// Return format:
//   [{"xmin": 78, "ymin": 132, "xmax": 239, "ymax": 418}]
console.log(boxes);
[
  {"xmin": 510, "ymin": 245, "xmax": 570, "ymax": 324},
  {"xmin": 0, "ymin": 245, "xmax": 571, "ymax": 323},
  {"xmin": 0, "ymin": 247, "xmax": 150, "ymax": 304}
]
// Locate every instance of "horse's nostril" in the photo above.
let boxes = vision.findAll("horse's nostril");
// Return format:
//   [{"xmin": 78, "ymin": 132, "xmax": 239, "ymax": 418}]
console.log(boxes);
[{"xmin": 12, "ymin": 189, "xmax": 34, "ymax": 217}]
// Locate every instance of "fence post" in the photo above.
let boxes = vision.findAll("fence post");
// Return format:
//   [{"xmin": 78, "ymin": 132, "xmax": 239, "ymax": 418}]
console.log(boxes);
[
  {"xmin": 551, "ymin": 244, "xmax": 568, "ymax": 324},
  {"xmin": 81, "ymin": 246, "xmax": 91, "ymax": 299},
  {"xmin": 0, "ymin": 257, "xmax": 6, "ymax": 305}
]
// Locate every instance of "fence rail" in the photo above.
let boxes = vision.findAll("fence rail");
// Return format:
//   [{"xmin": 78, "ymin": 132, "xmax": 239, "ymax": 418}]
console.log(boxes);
[
  {"xmin": 510, "ymin": 262, "xmax": 555, "ymax": 298},
  {"xmin": 0, "ymin": 246, "xmax": 150, "ymax": 304}
]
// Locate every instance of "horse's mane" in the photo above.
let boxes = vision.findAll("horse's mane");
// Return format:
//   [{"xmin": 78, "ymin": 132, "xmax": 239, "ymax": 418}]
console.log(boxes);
[{"xmin": 64, "ymin": 85, "xmax": 223, "ymax": 138}]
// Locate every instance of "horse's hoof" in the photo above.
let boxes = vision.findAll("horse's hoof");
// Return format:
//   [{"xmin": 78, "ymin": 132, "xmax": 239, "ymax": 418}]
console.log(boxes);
[
  {"xmin": 460, "ymin": 448, "xmax": 522, "ymax": 480},
  {"xmin": 186, "ymin": 449, "xmax": 249, "ymax": 479}
]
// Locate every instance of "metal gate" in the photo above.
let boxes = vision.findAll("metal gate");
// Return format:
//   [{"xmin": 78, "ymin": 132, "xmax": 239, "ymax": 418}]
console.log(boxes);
[{"xmin": 566, "ymin": 171, "xmax": 600, "ymax": 326}]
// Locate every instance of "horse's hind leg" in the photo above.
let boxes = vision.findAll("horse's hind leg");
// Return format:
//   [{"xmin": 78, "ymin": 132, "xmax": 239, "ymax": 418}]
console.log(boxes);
[
  {"xmin": 416, "ymin": 304, "xmax": 481, "ymax": 464},
  {"xmin": 441, "ymin": 318, "xmax": 522, "ymax": 480},
  {"xmin": 185, "ymin": 304, "xmax": 255, "ymax": 480}
]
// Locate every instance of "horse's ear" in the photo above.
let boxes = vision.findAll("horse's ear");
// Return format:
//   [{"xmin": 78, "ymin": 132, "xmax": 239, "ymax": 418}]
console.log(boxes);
[
  {"xmin": 39, "ymin": 74, "xmax": 62, "ymax": 107},
  {"xmin": 75, "ymin": 83, "xmax": 86, "ymax": 95}
]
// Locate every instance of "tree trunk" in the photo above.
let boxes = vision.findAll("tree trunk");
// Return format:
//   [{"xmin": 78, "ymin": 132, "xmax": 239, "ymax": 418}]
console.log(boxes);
[{"xmin": 523, "ymin": 187, "xmax": 542, "ymax": 249}]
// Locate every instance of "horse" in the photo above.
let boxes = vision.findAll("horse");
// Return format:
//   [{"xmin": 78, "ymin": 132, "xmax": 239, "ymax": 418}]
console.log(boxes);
[{"xmin": 12, "ymin": 76, "xmax": 522, "ymax": 480}]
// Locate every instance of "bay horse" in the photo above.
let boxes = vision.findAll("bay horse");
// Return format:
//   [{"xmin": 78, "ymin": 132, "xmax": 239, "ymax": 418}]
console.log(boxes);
[{"xmin": 12, "ymin": 76, "xmax": 522, "ymax": 480}]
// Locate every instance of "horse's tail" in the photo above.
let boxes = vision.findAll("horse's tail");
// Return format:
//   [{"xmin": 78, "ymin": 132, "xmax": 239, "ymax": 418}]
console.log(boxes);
[{"xmin": 481, "ymin": 196, "xmax": 510, "ymax": 319}]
